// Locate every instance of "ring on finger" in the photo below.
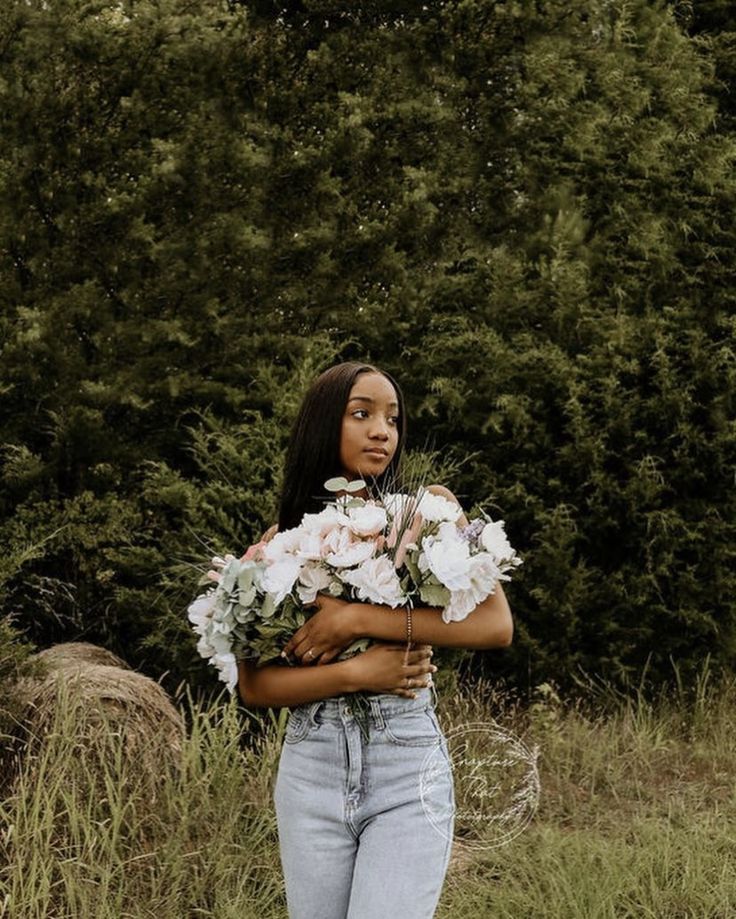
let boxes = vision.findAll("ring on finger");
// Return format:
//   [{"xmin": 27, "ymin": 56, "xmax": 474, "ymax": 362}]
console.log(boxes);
[{"xmin": 306, "ymin": 649, "xmax": 315, "ymax": 660}]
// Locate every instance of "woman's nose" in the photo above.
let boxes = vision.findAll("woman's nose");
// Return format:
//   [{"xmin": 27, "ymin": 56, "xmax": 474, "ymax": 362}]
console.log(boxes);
[{"xmin": 369, "ymin": 420, "xmax": 389, "ymax": 439}]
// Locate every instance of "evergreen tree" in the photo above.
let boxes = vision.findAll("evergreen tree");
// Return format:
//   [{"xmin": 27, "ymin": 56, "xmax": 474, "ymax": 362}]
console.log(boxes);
[{"xmin": 0, "ymin": 0, "xmax": 733, "ymax": 700}]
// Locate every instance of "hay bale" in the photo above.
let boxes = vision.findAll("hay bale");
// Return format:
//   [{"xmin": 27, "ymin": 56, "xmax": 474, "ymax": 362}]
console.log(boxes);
[
  {"xmin": 35, "ymin": 641, "xmax": 132, "ymax": 671},
  {"xmin": 4, "ymin": 642, "xmax": 184, "ymax": 800}
]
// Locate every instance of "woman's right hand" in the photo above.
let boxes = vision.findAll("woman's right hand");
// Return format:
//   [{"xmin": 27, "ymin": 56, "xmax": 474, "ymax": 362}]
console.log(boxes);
[{"xmin": 348, "ymin": 642, "xmax": 437, "ymax": 698}]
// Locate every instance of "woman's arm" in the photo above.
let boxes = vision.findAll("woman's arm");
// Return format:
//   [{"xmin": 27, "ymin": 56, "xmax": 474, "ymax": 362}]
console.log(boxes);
[
  {"xmin": 349, "ymin": 583, "xmax": 513, "ymax": 650},
  {"xmin": 238, "ymin": 643, "xmax": 435, "ymax": 708},
  {"xmin": 281, "ymin": 584, "xmax": 512, "ymax": 663},
  {"xmin": 238, "ymin": 657, "xmax": 358, "ymax": 708}
]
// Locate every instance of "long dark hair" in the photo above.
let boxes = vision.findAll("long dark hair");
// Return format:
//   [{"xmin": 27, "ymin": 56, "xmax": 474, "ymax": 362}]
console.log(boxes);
[{"xmin": 277, "ymin": 362, "xmax": 407, "ymax": 532}]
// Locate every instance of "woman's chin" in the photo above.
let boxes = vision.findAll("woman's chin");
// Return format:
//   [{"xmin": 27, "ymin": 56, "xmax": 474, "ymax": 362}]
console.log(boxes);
[{"xmin": 355, "ymin": 458, "xmax": 390, "ymax": 477}]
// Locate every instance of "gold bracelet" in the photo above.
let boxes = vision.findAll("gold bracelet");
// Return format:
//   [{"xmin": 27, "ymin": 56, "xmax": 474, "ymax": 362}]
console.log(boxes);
[{"xmin": 405, "ymin": 605, "xmax": 412, "ymax": 649}]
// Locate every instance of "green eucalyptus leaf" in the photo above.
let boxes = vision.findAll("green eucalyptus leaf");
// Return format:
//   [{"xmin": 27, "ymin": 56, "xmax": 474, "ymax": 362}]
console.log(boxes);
[
  {"xmin": 237, "ymin": 568, "xmax": 253, "ymax": 590},
  {"xmin": 221, "ymin": 567, "xmax": 238, "ymax": 593},
  {"xmin": 419, "ymin": 583, "xmax": 451, "ymax": 608},
  {"xmin": 238, "ymin": 586, "xmax": 256, "ymax": 607},
  {"xmin": 324, "ymin": 476, "xmax": 349, "ymax": 491},
  {"xmin": 340, "ymin": 637, "xmax": 372, "ymax": 656}
]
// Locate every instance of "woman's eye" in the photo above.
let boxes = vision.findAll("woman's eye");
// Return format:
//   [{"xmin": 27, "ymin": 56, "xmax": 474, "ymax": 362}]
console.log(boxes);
[{"xmin": 350, "ymin": 409, "xmax": 399, "ymax": 424}]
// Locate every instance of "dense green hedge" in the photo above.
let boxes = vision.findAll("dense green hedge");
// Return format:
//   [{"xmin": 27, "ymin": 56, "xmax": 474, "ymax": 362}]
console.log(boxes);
[{"xmin": 1, "ymin": 0, "xmax": 734, "ymax": 704}]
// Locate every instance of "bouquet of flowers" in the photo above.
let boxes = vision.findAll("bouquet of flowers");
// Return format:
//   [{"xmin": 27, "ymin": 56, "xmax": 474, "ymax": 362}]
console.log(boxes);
[{"xmin": 188, "ymin": 477, "xmax": 522, "ymax": 738}]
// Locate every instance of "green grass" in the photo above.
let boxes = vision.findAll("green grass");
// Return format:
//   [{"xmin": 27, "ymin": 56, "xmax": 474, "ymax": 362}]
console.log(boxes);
[{"xmin": 2, "ymin": 660, "xmax": 735, "ymax": 918}]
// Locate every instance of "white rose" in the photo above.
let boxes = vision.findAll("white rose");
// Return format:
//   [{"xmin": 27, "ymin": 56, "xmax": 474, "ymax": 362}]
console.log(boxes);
[
  {"xmin": 197, "ymin": 629, "xmax": 231, "ymax": 658},
  {"xmin": 346, "ymin": 503, "xmax": 387, "ymax": 537},
  {"xmin": 480, "ymin": 520, "xmax": 513, "ymax": 560},
  {"xmin": 416, "ymin": 491, "xmax": 462, "ymax": 523},
  {"xmin": 442, "ymin": 590, "xmax": 478, "ymax": 622},
  {"xmin": 187, "ymin": 594, "xmax": 216, "ymax": 635},
  {"xmin": 321, "ymin": 527, "xmax": 376, "ymax": 568},
  {"xmin": 196, "ymin": 633, "xmax": 217, "ymax": 659},
  {"xmin": 261, "ymin": 555, "xmax": 304, "ymax": 605},
  {"xmin": 295, "ymin": 530, "xmax": 326, "ymax": 561},
  {"xmin": 213, "ymin": 652, "xmax": 238, "ymax": 694},
  {"xmin": 297, "ymin": 563, "xmax": 332, "ymax": 604},
  {"xmin": 263, "ymin": 527, "xmax": 304, "ymax": 561},
  {"xmin": 300, "ymin": 505, "xmax": 349, "ymax": 536},
  {"xmin": 341, "ymin": 556, "xmax": 407, "ymax": 608},
  {"xmin": 419, "ymin": 529, "xmax": 472, "ymax": 591},
  {"xmin": 442, "ymin": 553, "xmax": 500, "ymax": 623}
]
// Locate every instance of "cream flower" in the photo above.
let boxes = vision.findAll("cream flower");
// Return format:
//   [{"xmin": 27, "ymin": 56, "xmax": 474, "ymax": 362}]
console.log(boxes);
[
  {"xmin": 261, "ymin": 556, "xmax": 304, "ymax": 605},
  {"xmin": 321, "ymin": 526, "xmax": 376, "ymax": 567},
  {"xmin": 197, "ymin": 629, "xmax": 231, "ymax": 658},
  {"xmin": 297, "ymin": 563, "xmax": 332, "ymax": 604},
  {"xmin": 345, "ymin": 502, "xmax": 387, "ymax": 537},
  {"xmin": 187, "ymin": 593, "xmax": 216, "ymax": 635},
  {"xmin": 480, "ymin": 520, "xmax": 513, "ymax": 560},
  {"xmin": 341, "ymin": 555, "xmax": 407, "ymax": 608},
  {"xmin": 416, "ymin": 491, "xmax": 463, "ymax": 523},
  {"xmin": 442, "ymin": 553, "xmax": 500, "ymax": 623},
  {"xmin": 263, "ymin": 527, "xmax": 303, "ymax": 561},
  {"xmin": 213, "ymin": 651, "xmax": 238, "ymax": 694},
  {"xmin": 300, "ymin": 505, "xmax": 349, "ymax": 536},
  {"xmin": 419, "ymin": 525, "xmax": 472, "ymax": 591},
  {"xmin": 295, "ymin": 530, "xmax": 327, "ymax": 561}
]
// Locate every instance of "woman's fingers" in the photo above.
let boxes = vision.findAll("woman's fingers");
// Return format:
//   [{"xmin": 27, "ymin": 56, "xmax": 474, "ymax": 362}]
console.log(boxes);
[
  {"xmin": 288, "ymin": 637, "xmax": 321, "ymax": 664},
  {"xmin": 392, "ymin": 677, "xmax": 433, "ymax": 697},
  {"xmin": 403, "ymin": 648, "xmax": 432, "ymax": 664}
]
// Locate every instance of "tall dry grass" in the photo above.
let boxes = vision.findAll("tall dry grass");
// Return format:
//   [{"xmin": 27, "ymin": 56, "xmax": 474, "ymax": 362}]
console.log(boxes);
[{"xmin": 1, "ymin": 657, "xmax": 734, "ymax": 918}]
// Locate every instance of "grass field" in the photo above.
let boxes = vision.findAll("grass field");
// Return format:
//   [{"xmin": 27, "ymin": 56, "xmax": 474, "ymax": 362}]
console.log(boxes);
[{"xmin": 1, "ymin": 659, "xmax": 734, "ymax": 918}]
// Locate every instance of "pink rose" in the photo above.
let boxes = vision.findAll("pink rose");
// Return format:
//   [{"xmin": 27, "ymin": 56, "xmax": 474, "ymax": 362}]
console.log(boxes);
[
  {"xmin": 394, "ymin": 511, "xmax": 423, "ymax": 569},
  {"xmin": 241, "ymin": 541, "xmax": 266, "ymax": 562}
]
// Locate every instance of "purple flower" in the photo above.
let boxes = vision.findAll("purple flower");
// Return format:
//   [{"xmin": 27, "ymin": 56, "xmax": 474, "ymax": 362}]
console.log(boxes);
[{"xmin": 459, "ymin": 518, "xmax": 486, "ymax": 544}]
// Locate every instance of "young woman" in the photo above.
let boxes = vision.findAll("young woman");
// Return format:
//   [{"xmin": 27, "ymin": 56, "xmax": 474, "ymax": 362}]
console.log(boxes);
[{"xmin": 238, "ymin": 361, "xmax": 513, "ymax": 919}]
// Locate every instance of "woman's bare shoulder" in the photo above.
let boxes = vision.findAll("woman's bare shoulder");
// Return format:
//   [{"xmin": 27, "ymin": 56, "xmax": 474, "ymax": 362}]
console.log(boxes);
[{"xmin": 261, "ymin": 523, "xmax": 279, "ymax": 543}]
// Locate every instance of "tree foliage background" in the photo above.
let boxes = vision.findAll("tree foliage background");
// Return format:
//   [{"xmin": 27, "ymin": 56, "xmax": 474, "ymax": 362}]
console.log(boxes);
[{"xmin": 1, "ymin": 0, "xmax": 734, "ymax": 710}]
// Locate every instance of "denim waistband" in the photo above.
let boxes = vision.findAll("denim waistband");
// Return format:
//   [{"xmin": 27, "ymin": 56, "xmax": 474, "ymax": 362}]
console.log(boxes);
[{"xmin": 294, "ymin": 684, "xmax": 437, "ymax": 725}]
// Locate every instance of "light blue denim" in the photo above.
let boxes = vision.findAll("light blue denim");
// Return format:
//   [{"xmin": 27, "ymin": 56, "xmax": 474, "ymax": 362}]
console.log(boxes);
[{"xmin": 273, "ymin": 686, "xmax": 456, "ymax": 919}]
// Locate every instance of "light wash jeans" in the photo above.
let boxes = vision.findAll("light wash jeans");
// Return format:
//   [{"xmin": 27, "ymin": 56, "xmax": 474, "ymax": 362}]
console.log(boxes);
[{"xmin": 273, "ymin": 686, "xmax": 455, "ymax": 919}]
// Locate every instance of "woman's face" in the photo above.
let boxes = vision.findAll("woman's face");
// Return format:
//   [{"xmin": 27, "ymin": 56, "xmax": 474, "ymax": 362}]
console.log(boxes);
[{"xmin": 339, "ymin": 372, "xmax": 400, "ymax": 481}]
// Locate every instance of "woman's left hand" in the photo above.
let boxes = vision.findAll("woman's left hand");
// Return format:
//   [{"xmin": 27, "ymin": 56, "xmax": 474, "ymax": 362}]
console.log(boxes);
[{"xmin": 281, "ymin": 594, "xmax": 359, "ymax": 666}]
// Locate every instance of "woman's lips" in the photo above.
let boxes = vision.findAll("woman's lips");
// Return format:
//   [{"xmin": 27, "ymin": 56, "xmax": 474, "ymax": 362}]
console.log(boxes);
[{"xmin": 364, "ymin": 448, "xmax": 388, "ymax": 456}]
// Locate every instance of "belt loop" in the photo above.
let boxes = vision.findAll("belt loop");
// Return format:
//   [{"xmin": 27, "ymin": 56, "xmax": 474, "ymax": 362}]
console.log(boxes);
[
  {"xmin": 307, "ymin": 699, "xmax": 323, "ymax": 727},
  {"xmin": 368, "ymin": 697, "xmax": 385, "ymax": 729}
]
